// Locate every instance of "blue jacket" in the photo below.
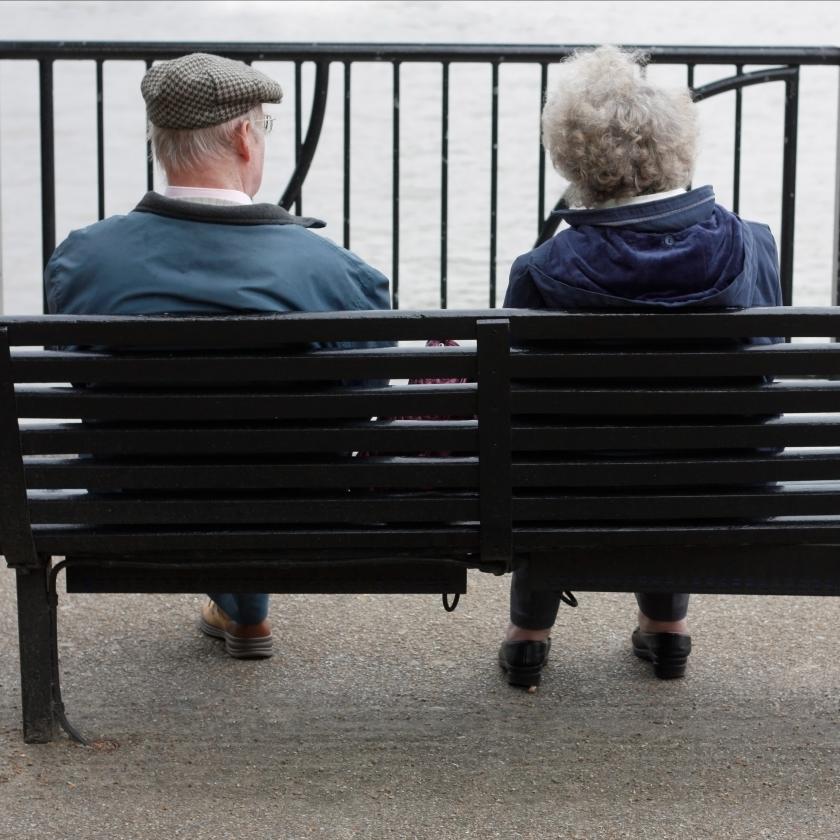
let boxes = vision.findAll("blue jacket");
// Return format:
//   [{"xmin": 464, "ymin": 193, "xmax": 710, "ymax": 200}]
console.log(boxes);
[
  {"xmin": 504, "ymin": 186, "xmax": 782, "ymax": 343},
  {"xmin": 45, "ymin": 192, "xmax": 392, "ymax": 351}
]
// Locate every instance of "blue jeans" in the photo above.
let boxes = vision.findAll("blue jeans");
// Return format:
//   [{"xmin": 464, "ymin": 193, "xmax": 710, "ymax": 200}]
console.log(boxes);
[{"xmin": 208, "ymin": 593, "xmax": 269, "ymax": 624}]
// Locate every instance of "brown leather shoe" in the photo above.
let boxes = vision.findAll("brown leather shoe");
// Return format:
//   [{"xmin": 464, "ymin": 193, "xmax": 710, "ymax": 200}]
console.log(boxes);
[{"xmin": 199, "ymin": 601, "xmax": 273, "ymax": 659}]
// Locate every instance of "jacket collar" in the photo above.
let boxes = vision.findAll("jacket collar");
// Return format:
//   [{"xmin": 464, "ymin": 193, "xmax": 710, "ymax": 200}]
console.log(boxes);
[
  {"xmin": 133, "ymin": 191, "xmax": 326, "ymax": 228},
  {"xmin": 554, "ymin": 185, "xmax": 717, "ymax": 233}
]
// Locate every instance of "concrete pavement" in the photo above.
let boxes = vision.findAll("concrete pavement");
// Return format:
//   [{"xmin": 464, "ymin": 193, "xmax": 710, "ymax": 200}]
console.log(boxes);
[{"xmin": 0, "ymin": 567, "xmax": 838, "ymax": 839}]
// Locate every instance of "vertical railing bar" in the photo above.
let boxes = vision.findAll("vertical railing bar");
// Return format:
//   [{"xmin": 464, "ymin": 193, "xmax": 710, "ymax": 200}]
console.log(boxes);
[
  {"xmin": 343, "ymin": 61, "xmax": 351, "ymax": 250},
  {"xmin": 538, "ymin": 62, "xmax": 548, "ymax": 235},
  {"xmin": 277, "ymin": 61, "xmax": 329, "ymax": 212},
  {"xmin": 392, "ymin": 61, "xmax": 400, "ymax": 309},
  {"xmin": 489, "ymin": 62, "xmax": 499, "ymax": 308},
  {"xmin": 686, "ymin": 64, "xmax": 695, "ymax": 193},
  {"xmin": 294, "ymin": 60, "xmax": 303, "ymax": 216},
  {"xmin": 38, "ymin": 59, "xmax": 56, "ymax": 312},
  {"xmin": 834, "ymin": 65, "xmax": 840, "ymax": 307},
  {"xmin": 733, "ymin": 64, "xmax": 743, "ymax": 215},
  {"xmin": 440, "ymin": 61, "xmax": 449, "ymax": 309},
  {"xmin": 780, "ymin": 66, "xmax": 800, "ymax": 306},
  {"xmin": 0, "ymin": 77, "xmax": 3, "ymax": 314},
  {"xmin": 96, "ymin": 59, "xmax": 105, "ymax": 221},
  {"xmin": 144, "ymin": 60, "xmax": 153, "ymax": 193}
]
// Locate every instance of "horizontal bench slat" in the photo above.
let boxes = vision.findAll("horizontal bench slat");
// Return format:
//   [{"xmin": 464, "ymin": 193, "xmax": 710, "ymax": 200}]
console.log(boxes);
[
  {"xmin": 12, "ymin": 343, "xmax": 840, "ymax": 383},
  {"xmin": 18, "ymin": 417, "xmax": 840, "ymax": 456},
  {"xmin": 25, "ymin": 485, "xmax": 837, "ymax": 525},
  {"xmin": 23, "ymin": 453, "xmax": 840, "ymax": 490},
  {"xmin": 65, "ymin": 560, "xmax": 468, "ymax": 595},
  {"xmin": 27, "ymin": 493, "xmax": 480, "ymax": 525},
  {"xmin": 512, "ymin": 520, "xmax": 840, "ymax": 547},
  {"xmin": 512, "ymin": 452, "xmax": 840, "ymax": 485},
  {"xmin": 27, "ymin": 519, "xmax": 840, "ymax": 553},
  {"xmin": 14, "ymin": 384, "xmax": 476, "ymax": 420},
  {"xmin": 19, "ymin": 420, "xmax": 478, "ymax": 456},
  {"xmin": 31, "ymin": 525, "xmax": 481, "ymax": 553},
  {"xmin": 16, "ymin": 381, "xmax": 840, "ymax": 420},
  {"xmin": 510, "ymin": 343, "xmax": 840, "ymax": 378},
  {"xmin": 23, "ymin": 457, "xmax": 481, "ymax": 490},
  {"xmin": 511, "ymin": 417, "xmax": 840, "ymax": 450},
  {"xmin": 5, "ymin": 308, "xmax": 840, "ymax": 346},
  {"xmin": 512, "ymin": 381, "xmax": 840, "ymax": 414},
  {"xmin": 5, "ymin": 311, "xmax": 489, "ymax": 345},
  {"xmin": 10, "ymin": 347, "xmax": 477, "ymax": 383},
  {"xmin": 512, "ymin": 485, "xmax": 840, "ymax": 520}
]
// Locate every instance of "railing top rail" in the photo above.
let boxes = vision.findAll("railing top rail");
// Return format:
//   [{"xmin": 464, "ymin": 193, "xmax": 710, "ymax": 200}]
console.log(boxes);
[{"xmin": 1, "ymin": 42, "xmax": 839, "ymax": 65}]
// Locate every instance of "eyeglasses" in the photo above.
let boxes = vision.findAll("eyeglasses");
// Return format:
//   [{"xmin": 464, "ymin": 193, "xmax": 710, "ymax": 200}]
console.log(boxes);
[{"xmin": 258, "ymin": 114, "xmax": 276, "ymax": 135}]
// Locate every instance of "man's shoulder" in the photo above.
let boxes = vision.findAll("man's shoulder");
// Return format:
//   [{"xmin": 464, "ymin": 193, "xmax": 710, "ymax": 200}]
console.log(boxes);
[
  {"xmin": 65, "ymin": 209, "xmax": 136, "ymax": 238},
  {"xmin": 274, "ymin": 224, "xmax": 387, "ymax": 276},
  {"xmin": 55, "ymin": 206, "xmax": 152, "ymax": 253}
]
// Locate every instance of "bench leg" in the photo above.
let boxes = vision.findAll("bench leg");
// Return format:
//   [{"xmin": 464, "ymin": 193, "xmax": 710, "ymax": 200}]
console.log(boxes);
[{"xmin": 16, "ymin": 564, "xmax": 57, "ymax": 743}]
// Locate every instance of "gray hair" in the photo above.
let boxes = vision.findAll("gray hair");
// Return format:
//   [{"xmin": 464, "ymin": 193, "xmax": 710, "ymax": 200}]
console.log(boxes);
[
  {"xmin": 542, "ymin": 46, "xmax": 698, "ymax": 207},
  {"xmin": 149, "ymin": 105, "xmax": 264, "ymax": 175}
]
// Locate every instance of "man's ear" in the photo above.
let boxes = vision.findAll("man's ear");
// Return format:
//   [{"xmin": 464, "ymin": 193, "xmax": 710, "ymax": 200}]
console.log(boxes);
[{"xmin": 234, "ymin": 120, "xmax": 252, "ymax": 162}]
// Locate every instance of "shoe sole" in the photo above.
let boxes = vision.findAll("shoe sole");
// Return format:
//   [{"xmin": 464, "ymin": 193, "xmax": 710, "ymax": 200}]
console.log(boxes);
[
  {"xmin": 499, "ymin": 660, "xmax": 544, "ymax": 688},
  {"xmin": 497, "ymin": 647, "xmax": 547, "ymax": 689},
  {"xmin": 199, "ymin": 617, "xmax": 273, "ymax": 659},
  {"xmin": 199, "ymin": 616, "xmax": 226, "ymax": 640},
  {"xmin": 632, "ymin": 640, "xmax": 688, "ymax": 679},
  {"xmin": 224, "ymin": 633, "xmax": 273, "ymax": 659}
]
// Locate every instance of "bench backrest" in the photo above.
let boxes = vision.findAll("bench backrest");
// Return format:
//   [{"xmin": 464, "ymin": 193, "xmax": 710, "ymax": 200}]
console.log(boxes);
[{"xmin": 3, "ymin": 309, "xmax": 840, "ymax": 579}]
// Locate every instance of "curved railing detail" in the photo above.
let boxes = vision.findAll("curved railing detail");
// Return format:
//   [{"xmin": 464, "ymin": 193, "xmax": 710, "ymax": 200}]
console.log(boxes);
[
  {"xmin": 279, "ymin": 60, "xmax": 330, "ymax": 213},
  {"xmin": 690, "ymin": 65, "xmax": 798, "ymax": 101}
]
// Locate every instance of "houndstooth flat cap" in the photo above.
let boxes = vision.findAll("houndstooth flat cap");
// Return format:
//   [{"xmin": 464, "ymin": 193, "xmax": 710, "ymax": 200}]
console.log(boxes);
[{"xmin": 141, "ymin": 52, "xmax": 283, "ymax": 129}]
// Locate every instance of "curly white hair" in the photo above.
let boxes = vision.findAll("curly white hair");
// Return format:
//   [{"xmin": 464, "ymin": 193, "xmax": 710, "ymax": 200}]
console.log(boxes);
[{"xmin": 542, "ymin": 45, "xmax": 698, "ymax": 207}]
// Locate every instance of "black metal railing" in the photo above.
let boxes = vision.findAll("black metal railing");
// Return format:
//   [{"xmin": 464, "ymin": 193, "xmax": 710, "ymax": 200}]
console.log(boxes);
[{"xmin": 1, "ymin": 42, "xmax": 839, "ymax": 310}]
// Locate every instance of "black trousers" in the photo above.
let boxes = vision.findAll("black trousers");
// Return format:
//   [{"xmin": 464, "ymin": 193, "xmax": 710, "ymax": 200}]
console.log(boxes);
[{"xmin": 510, "ymin": 569, "xmax": 690, "ymax": 629}]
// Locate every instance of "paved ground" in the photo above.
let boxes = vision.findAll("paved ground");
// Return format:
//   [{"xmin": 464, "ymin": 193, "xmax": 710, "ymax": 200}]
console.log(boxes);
[{"xmin": 0, "ymin": 566, "xmax": 838, "ymax": 839}]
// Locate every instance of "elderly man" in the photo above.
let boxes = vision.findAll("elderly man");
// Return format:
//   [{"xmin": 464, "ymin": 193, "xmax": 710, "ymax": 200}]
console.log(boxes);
[{"xmin": 44, "ymin": 53, "xmax": 392, "ymax": 661}]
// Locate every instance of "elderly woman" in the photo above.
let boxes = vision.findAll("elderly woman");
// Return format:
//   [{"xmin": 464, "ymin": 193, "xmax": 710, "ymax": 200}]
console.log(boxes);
[{"xmin": 498, "ymin": 45, "xmax": 782, "ymax": 689}]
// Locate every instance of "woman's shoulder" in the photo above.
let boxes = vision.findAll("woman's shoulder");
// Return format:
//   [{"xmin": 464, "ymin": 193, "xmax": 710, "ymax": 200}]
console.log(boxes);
[{"xmin": 513, "ymin": 228, "xmax": 577, "ymax": 269}]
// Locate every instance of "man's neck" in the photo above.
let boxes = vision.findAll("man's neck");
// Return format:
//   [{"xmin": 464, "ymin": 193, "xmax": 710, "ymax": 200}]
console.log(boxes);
[
  {"xmin": 164, "ymin": 185, "xmax": 252, "ymax": 206},
  {"xmin": 164, "ymin": 167, "xmax": 252, "ymax": 196}
]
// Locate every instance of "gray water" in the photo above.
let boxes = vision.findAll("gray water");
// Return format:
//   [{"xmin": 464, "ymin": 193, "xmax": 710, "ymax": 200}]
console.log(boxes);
[{"xmin": 1, "ymin": 0, "xmax": 840, "ymax": 312}]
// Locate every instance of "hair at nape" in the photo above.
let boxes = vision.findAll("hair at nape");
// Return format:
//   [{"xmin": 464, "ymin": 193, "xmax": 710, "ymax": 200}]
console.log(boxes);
[{"xmin": 149, "ymin": 105, "xmax": 265, "ymax": 175}]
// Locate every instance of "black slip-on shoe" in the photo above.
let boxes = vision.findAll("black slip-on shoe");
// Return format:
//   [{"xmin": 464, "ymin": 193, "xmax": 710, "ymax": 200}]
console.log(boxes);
[
  {"xmin": 498, "ymin": 639, "xmax": 551, "ymax": 689},
  {"xmin": 631, "ymin": 629, "xmax": 691, "ymax": 679}
]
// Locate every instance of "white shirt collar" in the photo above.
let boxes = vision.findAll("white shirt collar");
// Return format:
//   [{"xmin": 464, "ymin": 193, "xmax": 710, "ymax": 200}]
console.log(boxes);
[
  {"xmin": 163, "ymin": 185, "xmax": 253, "ymax": 205},
  {"xmin": 595, "ymin": 188, "xmax": 686, "ymax": 210}
]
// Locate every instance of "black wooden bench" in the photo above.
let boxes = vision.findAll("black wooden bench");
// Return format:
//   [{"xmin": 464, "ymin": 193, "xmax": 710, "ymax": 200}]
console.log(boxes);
[{"xmin": 3, "ymin": 308, "xmax": 840, "ymax": 743}]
